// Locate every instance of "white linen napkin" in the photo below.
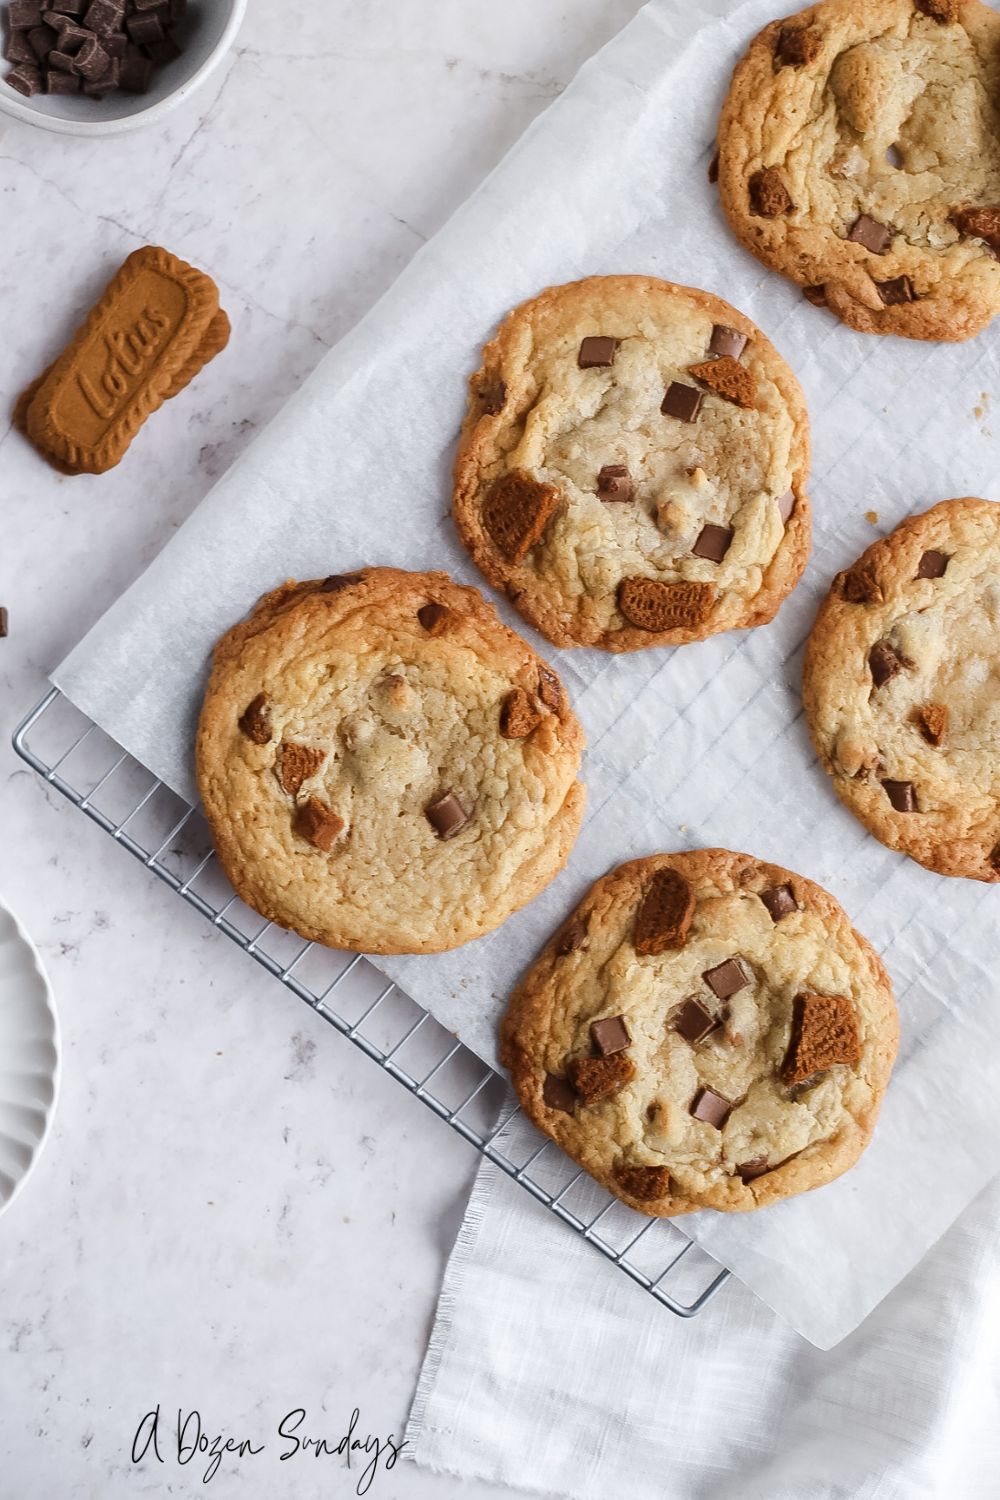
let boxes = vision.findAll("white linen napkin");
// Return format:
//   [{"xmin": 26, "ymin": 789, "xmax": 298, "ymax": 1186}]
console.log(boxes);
[{"xmin": 407, "ymin": 1159, "xmax": 1000, "ymax": 1500}]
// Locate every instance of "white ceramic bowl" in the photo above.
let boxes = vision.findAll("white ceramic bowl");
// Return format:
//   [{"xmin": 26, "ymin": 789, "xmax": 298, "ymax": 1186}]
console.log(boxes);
[
  {"xmin": 0, "ymin": 0, "xmax": 246, "ymax": 136},
  {"xmin": 0, "ymin": 897, "xmax": 59, "ymax": 1218}
]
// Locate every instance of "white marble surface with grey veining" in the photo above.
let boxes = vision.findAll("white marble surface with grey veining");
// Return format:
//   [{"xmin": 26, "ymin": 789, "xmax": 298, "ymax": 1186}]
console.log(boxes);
[{"xmin": 0, "ymin": 2, "xmax": 643, "ymax": 1494}]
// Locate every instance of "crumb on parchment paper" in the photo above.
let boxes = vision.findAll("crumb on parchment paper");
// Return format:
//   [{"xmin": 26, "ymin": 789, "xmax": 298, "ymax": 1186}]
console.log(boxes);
[{"xmin": 865, "ymin": 511, "xmax": 878, "ymax": 525}]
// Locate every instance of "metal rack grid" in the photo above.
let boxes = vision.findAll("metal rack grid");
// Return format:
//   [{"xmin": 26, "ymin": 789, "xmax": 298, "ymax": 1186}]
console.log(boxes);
[{"xmin": 13, "ymin": 686, "xmax": 730, "ymax": 1318}]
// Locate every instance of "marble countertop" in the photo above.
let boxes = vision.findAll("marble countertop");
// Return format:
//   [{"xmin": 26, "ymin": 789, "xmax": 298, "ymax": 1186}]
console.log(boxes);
[{"xmin": 0, "ymin": 1, "xmax": 642, "ymax": 1494}]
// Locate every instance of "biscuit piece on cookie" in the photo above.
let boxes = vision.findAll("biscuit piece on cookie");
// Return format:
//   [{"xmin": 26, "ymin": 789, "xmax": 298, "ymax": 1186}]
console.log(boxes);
[
  {"xmin": 500, "ymin": 851, "xmax": 897, "ymax": 1216},
  {"xmin": 197, "ymin": 568, "xmax": 586, "ymax": 954},
  {"xmin": 454, "ymin": 276, "xmax": 811, "ymax": 651},
  {"xmin": 804, "ymin": 498, "xmax": 1000, "ymax": 880},
  {"xmin": 717, "ymin": 0, "xmax": 1000, "ymax": 340}
]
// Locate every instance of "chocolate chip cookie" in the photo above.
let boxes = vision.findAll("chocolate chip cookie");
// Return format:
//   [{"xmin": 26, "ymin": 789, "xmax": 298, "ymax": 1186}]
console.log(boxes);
[
  {"xmin": 453, "ymin": 276, "xmax": 811, "ymax": 650},
  {"xmin": 196, "ymin": 569, "xmax": 586, "ymax": 954},
  {"xmin": 804, "ymin": 498, "xmax": 1000, "ymax": 880},
  {"xmin": 717, "ymin": 0, "xmax": 1000, "ymax": 340},
  {"xmin": 500, "ymin": 851, "xmax": 897, "ymax": 1215}
]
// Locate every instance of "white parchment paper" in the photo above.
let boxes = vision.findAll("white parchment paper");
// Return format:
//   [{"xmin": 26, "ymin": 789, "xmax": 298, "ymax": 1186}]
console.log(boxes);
[{"xmin": 55, "ymin": 0, "xmax": 1000, "ymax": 1346}]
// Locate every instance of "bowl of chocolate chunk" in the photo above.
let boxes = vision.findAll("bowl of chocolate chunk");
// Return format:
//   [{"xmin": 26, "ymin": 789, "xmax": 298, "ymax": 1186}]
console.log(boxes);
[{"xmin": 0, "ymin": 0, "xmax": 246, "ymax": 134}]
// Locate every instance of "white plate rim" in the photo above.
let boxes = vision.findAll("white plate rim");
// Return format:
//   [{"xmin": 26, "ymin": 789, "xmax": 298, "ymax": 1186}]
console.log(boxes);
[{"xmin": 0, "ymin": 893, "xmax": 60, "ymax": 1218}]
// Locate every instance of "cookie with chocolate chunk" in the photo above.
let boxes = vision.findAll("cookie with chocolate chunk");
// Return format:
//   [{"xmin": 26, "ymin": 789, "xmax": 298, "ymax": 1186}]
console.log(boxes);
[
  {"xmin": 717, "ymin": 0, "xmax": 1000, "ymax": 340},
  {"xmin": 500, "ymin": 850, "xmax": 897, "ymax": 1215},
  {"xmin": 197, "ymin": 568, "xmax": 586, "ymax": 954},
  {"xmin": 804, "ymin": 497, "xmax": 1000, "ymax": 880},
  {"xmin": 453, "ymin": 275, "xmax": 810, "ymax": 650}
]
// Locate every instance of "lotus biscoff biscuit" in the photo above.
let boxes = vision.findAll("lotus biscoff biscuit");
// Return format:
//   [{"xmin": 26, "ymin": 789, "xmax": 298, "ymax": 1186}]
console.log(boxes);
[{"xmin": 15, "ymin": 245, "xmax": 230, "ymax": 475}]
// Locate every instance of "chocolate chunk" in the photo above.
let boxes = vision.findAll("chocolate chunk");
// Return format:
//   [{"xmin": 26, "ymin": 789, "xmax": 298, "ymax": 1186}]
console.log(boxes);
[
  {"xmin": 134, "ymin": 0, "xmax": 166, "ymax": 8},
  {"xmin": 614, "ymin": 1163, "xmax": 670, "ymax": 1200},
  {"xmin": 782, "ymin": 992, "xmax": 861, "ymax": 1085},
  {"xmin": 499, "ymin": 687, "xmax": 541, "ymax": 740},
  {"xmin": 708, "ymin": 323, "xmax": 748, "ymax": 360},
  {"xmin": 689, "ymin": 1087, "xmax": 733, "ymax": 1129},
  {"xmin": 837, "ymin": 564, "xmax": 882, "ymax": 605},
  {"xmin": 144, "ymin": 33, "xmax": 181, "ymax": 64},
  {"xmin": 916, "ymin": 549, "xmax": 949, "ymax": 579},
  {"xmin": 292, "ymin": 797, "xmax": 345, "ymax": 853},
  {"xmin": 54, "ymin": 20, "xmax": 88, "ymax": 50},
  {"xmin": 990, "ymin": 841, "xmax": 1000, "ymax": 875},
  {"xmin": 775, "ymin": 23, "xmax": 822, "ymax": 65},
  {"xmin": 736, "ymin": 1158, "xmax": 771, "ymax": 1183},
  {"xmin": 760, "ymin": 883, "xmax": 796, "ymax": 922},
  {"xmin": 915, "ymin": 0, "xmax": 959, "ymax": 20},
  {"xmin": 482, "ymin": 470, "xmax": 561, "ymax": 564},
  {"xmin": 540, "ymin": 1069, "xmax": 576, "ymax": 1115},
  {"xmin": 778, "ymin": 488, "xmax": 796, "ymax": 523},
  {"xmin": 119, "ymin": 45, "xmax": 152, "ymax": 90},
  {"xmin": 689, "ymin": 355, "xmax": 757, "ymax": 409},
  {"xmin": 951, "ymin": 205, "xmax": 1000, "ymax": 256},
  {"xmin": 46, "ymin": 62, "xmax": 79, "ymax": 87},
  {"xmin": 425, "ymin": 789, "xmax": 470, "ymax": 840},
  {"xmin": 618, "ymin": 577, "xmax": 715, "ymax": 633},
  {"xmin": 749, "ymin": 167, "xmax": 793, "ymax": 217},
  {"xmin": 6, "ymin": 62, "xmax": 42, "ymax": 91},
  {"xmin": 0, "ymin": 608, "xmax": 8, "ymax": 638},
  {"xmin": 556, "ymin": 917, "xmax": 588, "ymax": 956},
  {"xmin": 47, "ymin": 47, "xmax": 76, "ymax": 70},
  {"xmin": 51, "ymin": 0, "xmax": 86, "ymax": 12},
  {"xmin": 568, "ymin": 1051, "xmax": 635, "ymax": 1105},
  {"xmin": 692, "ymin": 523, "xmax": 734, "ymax": 562},
  {"xmin": 6, "ymin": 31, "xmax": 37, "ymax": 63},
  {"xmin": 169, "ymin": 0, "xmax": 187, "ymax": 24},
  {"xmin": 27, "ymin": 22, "xmax": 58, "ymax": 57},
  {"xmin": 578, "ymin": 336, "xmax": 618, "ymax": 369},
  {"xmin": 543, "ymin": 1072, "xmax": 577, "ymax": 1115},
  {"xmin": 707, "ymin": 150, "xmax": 719, "ymax": 184},
  {"xmin": 9, "ymin": 0, "xmax": 43, "ymax": 26},
  {"xmin": 876, "ymin": 275, "xmax": 915, "ymax": 306},
  {"xmin": 537, "ymin": 663, "xmax": 561, "ymax": 712},
  {"xmin": 882, "ymin": 778, "xmax": 916, "ymax": 812},
  {"xmin": 916, "ymin": 702, "xmax": 948, "ymax": 746},
  {"xmin": 73, "ymin": 33, "xmax": 110, "ymax": 78},
  {"xmin": 869, "ymin": 639, "xmax": 909, "ymax": 688},
  {"xmin": 802, "ymin": 284, "xmax": 827, "ymax": 306},
  {"xmin": 596, "ymin": 463, "xmax": 632, "ymax": 502},
  {"xmin": 661, "ymin": 382, "xmax": 703, "ymax": 422},
  {"xmin": 417, "ymin": 601, "xmax": 450, "ymax": 634},
  {"xmin": 479, "ymin": 376, "xmax": 506, "ymax": 415},
  {"xmin": 673, "ymin": 996, "xmax": 719, "ymax": 1045},
  {"xmin": 82, "ymin": 0, "xmax": 122, "ymax": 33},
  {"xmin": 127, "ymin": 11, "xmax": 163, "ymax": 44},
  {"xmin": 634, "ymin": 867, "xmax": 695, "ymax": 955},
  {"xmin": 590, "ymin": 1015, "xmax": 631, "ymax": 1057},
  {"xmin": 702, "ymin": 956, "xmax": 751, "ymax": 1000},
  {"xmin": 277, "ymin": 742, "xmax": 326, "ymax": 797},
  {"xmin": 320, "ymin": 571, "xmax": 364, "ymax": 592},
  {"xmin": 847, "ymin": 214, "xmax": 892, "ymax": 254},
  {"xmin": 237, "ymin": 693, "xmax": 271, "ymax": 745}
]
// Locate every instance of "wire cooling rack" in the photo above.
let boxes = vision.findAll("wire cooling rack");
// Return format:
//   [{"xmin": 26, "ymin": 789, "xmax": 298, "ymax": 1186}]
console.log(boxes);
[{"xmin": 13, "ymin": 686, "xmax": 730, "ymax": 1318}]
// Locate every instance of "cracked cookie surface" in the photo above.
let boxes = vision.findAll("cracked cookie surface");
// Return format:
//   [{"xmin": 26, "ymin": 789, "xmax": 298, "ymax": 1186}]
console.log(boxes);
[
  {"xmin": 500, "ymin": 850, "xmax": 897, "ymax": 1216},
  {"xmin": 453, "ymin": 276, "xmax": 811, "ymax": 651},
  {"xmin": 718, "ymin": 0, "xmax": 1000, "ymax": 340},
  {"xmin": 196, "ymin": 568, "xmax": 586, "ymax": 954},
  {"xmin": 804, "ymin": 497, "xmax": 1000, "ymax": 879}
]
